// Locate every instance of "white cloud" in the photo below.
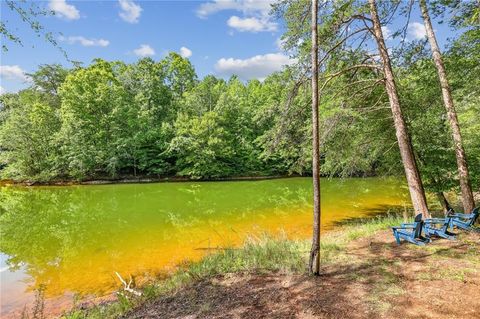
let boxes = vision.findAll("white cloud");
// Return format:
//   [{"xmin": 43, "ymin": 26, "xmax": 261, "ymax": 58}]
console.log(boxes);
[
  {"xmin": 197, "ymin": 0, "xmax": 277, "ymax": 34},
  {"xmin": 381, "ymin": 26, "xmax": 392, "ymax": 40},
  {"xmin": 0, "ymin": 65, "xmax": 31, "ymax": 82},
  {"xmin": 179, "ymin": 46, "xmax": 192, "ymax": 58},
  {"xmin": 227, "ymin": 16, "xmax": 277, "ymax": 32},
  {"xmin": 119, "ymin": 0, "xmax": 142, "ymax": 23},
  {"xmin": 60, "ymin": 36, "xmax": 109, "ymax": 47},
  {"xmin": 408, "ymin": 22, "xmax": 426, "ymax": 40},
  {"xmin": 215, "ymin": 53, "xmax": 295, "ymax": 80},
  {"xmin": 133, "ymin": 44, "xmax": 155, "ymax": 57},
  {"xmin": 197, "ymin": 0, "xmax": 274, "ymax": 18},
  {"xmin": 48, "ymin": 0, "xmax": 80, "ymax": 20},
  {"xmin": 0, "ymin": 86, "xmax": 5, "ymax": 95}
]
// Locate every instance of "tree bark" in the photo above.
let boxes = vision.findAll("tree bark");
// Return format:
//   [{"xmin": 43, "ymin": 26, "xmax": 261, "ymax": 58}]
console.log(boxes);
[
  {"xmin": 419, "ymin": 0, "xmax": 475, "ymax": 214},
  {"xmin": 436, "ymin": 191, "xmax": 452, "ymax": 215},
  {"xmin": 368, "ymin": 0, "xmax": 431, "ymax": 218},
  {"xmin": 309, "ymin": 0, "xmax": 321, "ymax": 276}
]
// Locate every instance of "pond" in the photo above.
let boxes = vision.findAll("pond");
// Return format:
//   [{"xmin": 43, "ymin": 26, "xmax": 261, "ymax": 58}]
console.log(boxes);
[{"xmin": 0, "ymin": 177, "xmax": 409, "ymax": 317}]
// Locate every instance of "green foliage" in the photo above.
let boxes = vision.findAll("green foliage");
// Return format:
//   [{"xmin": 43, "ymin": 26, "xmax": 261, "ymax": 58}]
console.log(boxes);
[
  {"xmin": 399, "ymin": 59, "xmax": 458, "ymax": 193},
  {"xmin": 431, "ymin": 0, "xmax": 480, "ymax": 29},
  {"xmin": 117, "ymin": 57, "xmax": 175, "ymax": 176},
  {"xmin": 448, "ymin": 29, "xmax": 480, "ymax": 188},
  {"xmin": 170, "ymin": 111, "xmax": 235, "ymax": 178},
  {"xmin": 0, "ymin": 29, "xmax": 478, "ymax": 187},
  {"xmin": 256, "ymin": 73, "xmax": 312, "ymax": 174},
  {"xmin": 29, "ymin": 64, "xmax": 70, "ymax": 96},
  {"xmin": 0, "ymin": 90, "xmax": 61, "ymax": 181},
  {"xmin": 397, "ymin": 28, "xmax": 480, "ymax": 193},
  {"xmin": 58, "ymin": 60, "xmax": 132, "ymax": 178},
  {"xmin": 160, "ymin": 52, "xmax": 197, "ymax": 99},
  {"xmin": 269, "ymin": 0, "xmax": 479, "ymax": 193}
]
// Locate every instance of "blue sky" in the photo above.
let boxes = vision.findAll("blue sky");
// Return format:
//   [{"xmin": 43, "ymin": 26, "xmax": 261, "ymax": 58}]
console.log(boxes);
[{"xmin": 0, "ymin": 0, "xmax": 459, "ymax": 94}]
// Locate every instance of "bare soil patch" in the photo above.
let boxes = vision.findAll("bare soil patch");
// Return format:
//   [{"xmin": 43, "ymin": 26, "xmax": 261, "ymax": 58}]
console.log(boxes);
[{"xmin": 125, "ymin": 231, "xmax": 480, "ymax": 319}]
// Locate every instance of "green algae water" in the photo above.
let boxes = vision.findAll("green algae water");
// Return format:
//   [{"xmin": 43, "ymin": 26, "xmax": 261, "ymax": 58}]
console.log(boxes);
[{"xmin": 0, "ymin": 177, "xmax": 409, "ymax": 317}]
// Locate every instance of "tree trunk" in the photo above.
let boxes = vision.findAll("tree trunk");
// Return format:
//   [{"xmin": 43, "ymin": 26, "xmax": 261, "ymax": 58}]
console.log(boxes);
[
  {"xmin": 436, "ymin": 192, "xmax": 452, "ymax": 215},
  {"xmin": 309, "ymin": 0, "xmax": 321, "ymax": 276},
  {"xmin": 419, "ymin": 0, "xmax": 475, "ymax": 214},
  {"xmin": 368, "ymin": 0, "xmax": 431, "ymax": 218}
]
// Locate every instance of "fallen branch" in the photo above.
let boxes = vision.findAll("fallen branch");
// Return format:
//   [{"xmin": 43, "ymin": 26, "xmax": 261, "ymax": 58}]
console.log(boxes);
[{"xmin": 115, "ymin": 272, "xmax": 142, "ymax": 297}]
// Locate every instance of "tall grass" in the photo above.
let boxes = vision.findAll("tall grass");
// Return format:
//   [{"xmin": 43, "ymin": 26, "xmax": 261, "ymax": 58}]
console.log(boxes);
[{"xmin": 20, "ymin": 285, "xmax": 46, "ymax": 319}]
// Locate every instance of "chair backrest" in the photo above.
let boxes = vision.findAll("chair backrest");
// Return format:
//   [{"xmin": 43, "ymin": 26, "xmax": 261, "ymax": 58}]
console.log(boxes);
[
  {"xmin": 469, "ymin": 207, "xmax": 479, "ymax": 226},
  {"xmin": 413, "ymin": 214, "xmax": 424, "ymax": 239}
]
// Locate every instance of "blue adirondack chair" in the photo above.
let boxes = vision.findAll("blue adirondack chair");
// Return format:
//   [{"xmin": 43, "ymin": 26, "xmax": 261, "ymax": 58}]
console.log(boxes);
[
  {"xmin": 424, "ymin": 215, "xmax": 456, "ymax": 240},
  {"xmin": 392, "ymin": 214, "xmax": 431, "ymax": 246},
  {"xmin": 448, "ymin": 207, "xmax": 480, "ymax": 232}
]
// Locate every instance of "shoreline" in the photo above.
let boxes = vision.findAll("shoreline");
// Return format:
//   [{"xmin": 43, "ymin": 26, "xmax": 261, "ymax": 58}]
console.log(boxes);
[
  {"xmin": 30, "ymin": 214, "xmax": 478, "ymax": 319},
  {"xmin": 0, "ymin": 175, "xmax": 301, "ymax": 187},
  {"xmin": 0, "ymin": 173, "xmax": 397, "ymax": 187},
  {"xmin": 18, "ymin": 215, "xmax": 405, "ymax": 319},
  {"xmin": 1, "ymin": 174, "xmax": 375, "ymax": 187}
]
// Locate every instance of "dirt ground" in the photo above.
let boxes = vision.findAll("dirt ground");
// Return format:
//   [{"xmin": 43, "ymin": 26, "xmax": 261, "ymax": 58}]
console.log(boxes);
[{"xmin": 124, "ymin": 231, "xmax": 480, "ymax": 319}]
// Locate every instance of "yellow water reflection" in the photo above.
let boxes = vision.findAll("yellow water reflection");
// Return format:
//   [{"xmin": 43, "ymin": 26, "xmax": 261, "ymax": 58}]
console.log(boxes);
[{"xmin": 0, "ymin": 177, "xmax": 409, "ymax": 315}]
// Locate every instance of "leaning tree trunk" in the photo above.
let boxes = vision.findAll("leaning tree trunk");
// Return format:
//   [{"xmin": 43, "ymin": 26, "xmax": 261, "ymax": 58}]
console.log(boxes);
[
  {"xmin": 419, "ymin": 0, "xmax": 475, "ymax": 214},
  {"xmin": 368, "ymin": 0, "xmax": 430, "ymax": 218},
  {"xmin": 436, "ymin": 192, "xmax": 452, "ymax": 215},
  {"xmin": 309, "ymin": 0, "xmax": 321, "ymax": 276}
]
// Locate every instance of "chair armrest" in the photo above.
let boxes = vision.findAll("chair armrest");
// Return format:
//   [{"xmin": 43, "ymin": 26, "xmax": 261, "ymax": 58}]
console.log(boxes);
[
  {"xmin": 449, "ymin": 213, "xmax": 473, "ymax": 219},
  {"xmin": 392, "ymin": 225, "xmax": 415, "ymax": 230},
  {"xmin": 425, "ymin": 218, "xmax": 447, "ymax": 224}
]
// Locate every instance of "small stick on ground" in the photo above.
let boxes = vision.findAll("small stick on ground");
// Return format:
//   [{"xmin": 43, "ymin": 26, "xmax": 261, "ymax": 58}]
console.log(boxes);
[{"xmin": 115, "ymin": 272, "xmax": 142, "ymax": 297}]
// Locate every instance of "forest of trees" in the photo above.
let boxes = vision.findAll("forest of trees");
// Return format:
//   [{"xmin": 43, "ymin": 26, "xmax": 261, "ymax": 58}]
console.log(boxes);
[{"xmin": 0, "ymin": 1, "xmax": 478, "ymax": 208}]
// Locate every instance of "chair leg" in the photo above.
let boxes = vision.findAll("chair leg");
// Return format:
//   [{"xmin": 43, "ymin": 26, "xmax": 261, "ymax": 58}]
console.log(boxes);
[
  {"xmin": 437, "ymin": 231, "xmax": 456, "ymax": 240},
  {"xmin": 393, "ymin": 231, "xmax": 401, "ymax": 245},
  {"xmin": 419, "ymin": 235, "xmax": 431, "ymax": 243},
  {"xmin": 409, "ymin": 238, "xmax": 426, "ymax": 246}
]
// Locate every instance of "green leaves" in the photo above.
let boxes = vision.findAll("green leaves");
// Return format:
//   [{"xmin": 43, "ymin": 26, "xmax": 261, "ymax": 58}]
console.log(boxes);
[
  {"xmin": 0, "ymin": 31, "xmax": 478, "ymax": 186},
  {"xmin": 171, "ymin": 112, "xmax": 234, "ymax": 178},
  {"xmin": 0, "ymin": 90, "xmax": 61, "ymax": 181},
  {"xmin": 161, "ymin": 52, "xmax": 197, "ymax": 99},
  {"xmin": 58, "ymin": 60, "xmax": 130, "ymax": 178}
]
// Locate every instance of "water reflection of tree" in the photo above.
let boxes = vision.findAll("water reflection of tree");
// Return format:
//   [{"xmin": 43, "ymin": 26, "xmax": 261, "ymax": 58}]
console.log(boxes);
[{"xmin": 0, "ymin": 188, "xmax": 125, "ymax": 287}]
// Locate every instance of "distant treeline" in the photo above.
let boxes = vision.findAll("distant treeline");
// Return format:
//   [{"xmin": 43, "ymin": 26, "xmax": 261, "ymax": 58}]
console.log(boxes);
[{"xmin": 0, "ymin": 35, "xmax": 479, "ymax": 195}]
